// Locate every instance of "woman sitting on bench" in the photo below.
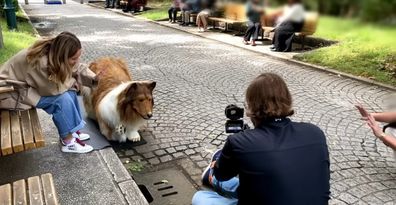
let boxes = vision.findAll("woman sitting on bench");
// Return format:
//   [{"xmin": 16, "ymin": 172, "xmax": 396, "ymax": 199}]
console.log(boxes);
[
  {"xmin": 196, "ymin": 0, "xmax": 215, "ymax": 32},
  {"xmin": 270, "ymin": 0, "xmax": 305, "ymax": 52},
  {"xmin": 0, "ymin": 32, "xmax": 102, "ymax": 154}
]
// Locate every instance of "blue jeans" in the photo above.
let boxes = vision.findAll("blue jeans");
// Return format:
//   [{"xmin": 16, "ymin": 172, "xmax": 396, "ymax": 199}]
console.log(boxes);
[
  {"xmin": 36, "ymin": 91, "xmax": 85, "ymax": 139},
  {"xmin": 192, "ymin": 176, "xmax": 239, "ymax": 205}
]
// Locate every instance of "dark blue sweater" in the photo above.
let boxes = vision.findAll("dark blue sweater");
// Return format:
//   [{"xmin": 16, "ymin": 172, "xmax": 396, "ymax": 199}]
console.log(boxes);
[{"xmin": 214, "ymin": 118, "xmax": 330, "ymax": 205}]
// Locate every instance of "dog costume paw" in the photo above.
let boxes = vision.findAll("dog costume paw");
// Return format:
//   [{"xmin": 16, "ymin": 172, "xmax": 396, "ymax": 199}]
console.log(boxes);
[
  {"xmin": 115, "ymin": 124, "xmax": 126, "ymax": 136},
  {"xmin": 128, "ymin": 131, "xmax": 141, "ymax": 142}
]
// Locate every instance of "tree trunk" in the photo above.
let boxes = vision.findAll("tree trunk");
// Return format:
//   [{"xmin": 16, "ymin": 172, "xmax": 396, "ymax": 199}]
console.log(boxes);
[
  {"xmin": 0, "ymin": 24, "xmax": 4, "ymax": 49},
  {"xmin": 318, "ymin": 0, "xmax": 326, "ymax": 13}
]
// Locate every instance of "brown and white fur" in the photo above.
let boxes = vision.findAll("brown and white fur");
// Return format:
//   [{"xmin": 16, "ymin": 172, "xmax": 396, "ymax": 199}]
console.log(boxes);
[{"xmin": 83, "ymin": 57, "xmax": 156, "ymax": 142}]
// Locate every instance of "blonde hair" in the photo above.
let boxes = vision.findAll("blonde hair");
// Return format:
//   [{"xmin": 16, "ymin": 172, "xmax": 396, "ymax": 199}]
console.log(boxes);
[{"xmin": 26, "ymin": 31, "xmax": 81, "ymax": 84}]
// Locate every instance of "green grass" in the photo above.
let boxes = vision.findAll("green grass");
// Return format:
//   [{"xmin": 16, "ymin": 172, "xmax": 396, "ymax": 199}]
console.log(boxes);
[
  {"xmin": 138, "ymin": 1, "xmax": 169, "ymax": 21},
  {"xmin": 295, "ymin": 16, "xmax": 396, "ymax": 85},
  {"xmin": 0, "ymin": 12, "xmax": 37, "ymax": 64}
]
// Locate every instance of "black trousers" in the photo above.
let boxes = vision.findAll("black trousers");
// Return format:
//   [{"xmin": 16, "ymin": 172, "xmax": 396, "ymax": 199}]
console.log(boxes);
[
  {"xmin": 272, "ymin": 21, "xmax": 304, "ymax": 52},
  {"xmin": 244, "ymin": 21, "xmax": 261, "ymax": 41},
  {"xmin": 168, "ymin": 7, "xmax": 180, "ymax": 22}
]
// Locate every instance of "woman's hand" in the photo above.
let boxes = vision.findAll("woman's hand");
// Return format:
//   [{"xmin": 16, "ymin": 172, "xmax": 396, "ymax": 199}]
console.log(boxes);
[
  {"xmin": 355, "ymin": 104, "xmax": 370, "ymax": 120},
  {"xmin": 356, "ymin": 104, "xmax": 385, "ymax": 139},
  {"xmin": 366, "ymin": 114, "xmax": 385, "ymax": 139}
]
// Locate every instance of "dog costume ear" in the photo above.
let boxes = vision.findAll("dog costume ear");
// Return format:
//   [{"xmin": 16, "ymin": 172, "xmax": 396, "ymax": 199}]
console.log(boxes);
[
  {"xmin": 126, "ymin": 83, "xmax": 138, "ymax": 98},
  {"xmin": 147, "ymin": 81, "xmax": 156, "ymax": 91}
]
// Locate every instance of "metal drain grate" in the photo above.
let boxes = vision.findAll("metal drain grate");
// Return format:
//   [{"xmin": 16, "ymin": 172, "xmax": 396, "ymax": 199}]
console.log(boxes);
[{"xmin": 133, "ymin": 167, "xmax": 197, "ymax": 205}]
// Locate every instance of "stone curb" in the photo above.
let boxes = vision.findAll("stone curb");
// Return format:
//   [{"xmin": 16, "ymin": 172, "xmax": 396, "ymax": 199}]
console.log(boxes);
[
  {"xmin": 100, "ymin": 148, "xmax": 149, "ymax": 205},
  {"xmin": 86, "ymin": 2, "xmax": 396, "ymax": 92},
  {"xmin": 18, "ymin": 2, "xmax": 41, "ymax": 38}
]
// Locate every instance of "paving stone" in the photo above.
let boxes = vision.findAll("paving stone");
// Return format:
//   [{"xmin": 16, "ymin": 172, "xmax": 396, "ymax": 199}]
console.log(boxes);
[
  {"xmin": 166, "ymin": 147, "xmax": 177, "ymax": 154},
  {"xmin": 184, "ymin": 149, "xmax": 196, "ymax": 155},
  {"xmin": 197, "ymin": 161, "xmax": 209, "ymax": 168},
  {"xmin": 338, "ymin": 193, "xmax": 358, "ymax": 204},
  {"xmin": 148, "ymin": 158, "xmax": 160, "ymax": 165},
  {"xmin": 124, "ymin": 150, "xmax": 135, "ymax": 156},
  {"xmin": 175, "ymin": 145, "xmax": 188, "ymax": 151},
  {"xmin": 142, "ymin": 152, "xmax": 155, "ymax": 159},
  {"xmin": 160, "ymin": 155, "xmax": 173, "ymax": 163},
  {"xmin": 154, "ymin": 150, "xmax": 167, "ymax": 156},
  {"xmin": 131, "ymin": 155, "xmax": 143, "ymax": 161},
  {"xmin": 172, "ymin": 152, "xmax": 185, "ymax": 158}
]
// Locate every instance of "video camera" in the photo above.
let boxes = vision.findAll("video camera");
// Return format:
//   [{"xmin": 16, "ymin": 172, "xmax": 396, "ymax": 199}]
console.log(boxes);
[{"xmin": 225, "ymin": 104, "xmax": 250, "ymax": 133}]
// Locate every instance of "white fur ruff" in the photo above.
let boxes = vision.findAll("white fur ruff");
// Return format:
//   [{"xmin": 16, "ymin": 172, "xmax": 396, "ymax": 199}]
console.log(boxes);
[{"xmin": 97, "ymin": 82, "xmax": 146, "ymax": 142}]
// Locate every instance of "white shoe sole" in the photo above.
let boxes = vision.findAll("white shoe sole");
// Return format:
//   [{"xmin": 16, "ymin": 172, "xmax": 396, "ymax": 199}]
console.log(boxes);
[{"xmin": 61, "ymin": 146, "xmax": 93, "ymax": 154}]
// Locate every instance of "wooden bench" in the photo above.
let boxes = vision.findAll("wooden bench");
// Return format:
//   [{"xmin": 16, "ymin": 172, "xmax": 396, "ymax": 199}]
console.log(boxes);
[
  {"xmin": 119, "ymin": 0, "xmax": 147, "ymax": 11},
  {"xmin": 0, "ymin": 173, "xmax": 59, "ymax": 205},
  {"xmin": 0, "ymin": 84, "xmax": 44, "ymax": 156},
  {"xmin": 208, "ymin": 3, "xmax": 247, "ymax": 32},
  {"xmin": 261, "ymin": 11, "xmax": 319, "ymax": 49}
]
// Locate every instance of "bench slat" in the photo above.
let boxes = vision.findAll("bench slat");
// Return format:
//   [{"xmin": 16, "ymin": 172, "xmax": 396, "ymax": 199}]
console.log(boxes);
[
  {"xmin": 208, "ymin": 17, "xmax": 246, "ymax": 24},
  {"xmin": 13, "ymin": 179, "xmax": 27, "ymax": 205},
  {"xmin": 1, "ymin": 111, "xmax": 12, "ymax": 156},
  {"xmin": 28, "ymin": 176, "xmax": 44, "ymax": 205},
  {"xmin": 10, "ymin": 111, "xmax": 24, "ymax": 153},
  {"xmin": 0, "ymin": 86, "xmax": 14, "ymax": 94},
  {"xmin": 0, "ymin": 183, "xmax": 12, "ymax": 205},
  {"xmin": 20, "ymin": 110, "xmax": 35, "ymax": 150},
  {"xmin": 41, "ymin": 174, "xmax": 59, "ymax": 205},
  {"xmin": 29, "ymin": 109, "xmax": 44, "ymax": 148}
]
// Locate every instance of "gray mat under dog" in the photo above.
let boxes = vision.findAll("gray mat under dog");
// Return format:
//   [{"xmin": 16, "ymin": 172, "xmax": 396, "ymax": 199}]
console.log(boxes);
[{"xmin": 78, "ymin": 97, "xmax": 146, "ymax": 150}]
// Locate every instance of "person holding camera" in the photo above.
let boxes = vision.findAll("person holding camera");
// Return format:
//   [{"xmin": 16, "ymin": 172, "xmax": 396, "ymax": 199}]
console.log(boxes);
[{"xmin": 192, "ymin": 73, "xmax": 330, "ymax": 205}]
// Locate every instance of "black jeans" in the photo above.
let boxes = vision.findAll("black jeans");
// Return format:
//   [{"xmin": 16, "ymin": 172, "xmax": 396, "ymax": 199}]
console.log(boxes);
[
  {"xmin": 244, "ymin": 21, "xmax": 261, "ymax": 41},
  {"xmin": 106, "ymin": 0, "xmax": 116, "ymax": 7},
  {"xmin": 272, "ymin": 21, "xmax": 304, "ymax": 52},
  {"xmin": 168, "ymin": 7, "xmax": 180, "ymax": 22}
]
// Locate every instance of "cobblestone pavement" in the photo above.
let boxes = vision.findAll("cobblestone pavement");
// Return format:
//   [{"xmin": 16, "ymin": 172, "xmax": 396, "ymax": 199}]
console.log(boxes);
[{"xmin": 21, "ymin": 1, "xmax": 396, "ymax": 204}]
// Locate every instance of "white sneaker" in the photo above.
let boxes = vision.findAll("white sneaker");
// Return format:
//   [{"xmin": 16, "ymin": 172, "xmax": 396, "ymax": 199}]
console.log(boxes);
[
  {"xmin": 61, "ymin": 132, "xmax": 90, "ymax": 145},
  {"xmin": 74, "ymin": 132, "xmax": 90, "ymax": 141},
  {"xmin": 61, "ymin": 138, "xmax": 93, "ymax": 154}
]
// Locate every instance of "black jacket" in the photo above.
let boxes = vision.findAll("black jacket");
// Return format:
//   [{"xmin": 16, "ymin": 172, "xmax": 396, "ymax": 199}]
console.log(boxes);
[{"xmin": 214, "ymin": 118, "xmax": 331, "ymax": 205}]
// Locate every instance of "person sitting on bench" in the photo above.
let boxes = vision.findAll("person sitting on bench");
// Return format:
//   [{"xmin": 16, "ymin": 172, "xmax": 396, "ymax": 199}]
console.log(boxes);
[
  {"xmin": 270, "ymin": 0, "xmax": 305, "ymax": 52},
  {"xmin": 243, "ymin": 0, "xmax": 264, "ymax": 46},
  {"xmin": 180, "ymin": 0, "xmax": 201, "ymax": 26},
  {"xmin": 168, "ymin": 0, "xmax": 182, "ymax": 23},
  {"xmin": 196, "ymin": 0, "xmax": 215, "ymax": 32},
  {"xmin": 0, "ymin": 32, "xmax": 103, "ymax": 154},
  {"xmin": 192, "ymin": 73, "xmax": 331, "ymax": 205}
]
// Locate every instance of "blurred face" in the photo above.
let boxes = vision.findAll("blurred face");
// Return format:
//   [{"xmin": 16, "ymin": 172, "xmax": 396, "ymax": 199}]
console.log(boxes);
[{"xmin": 68, "ymin": 49, "xmax": 82, "ymax": 67}]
